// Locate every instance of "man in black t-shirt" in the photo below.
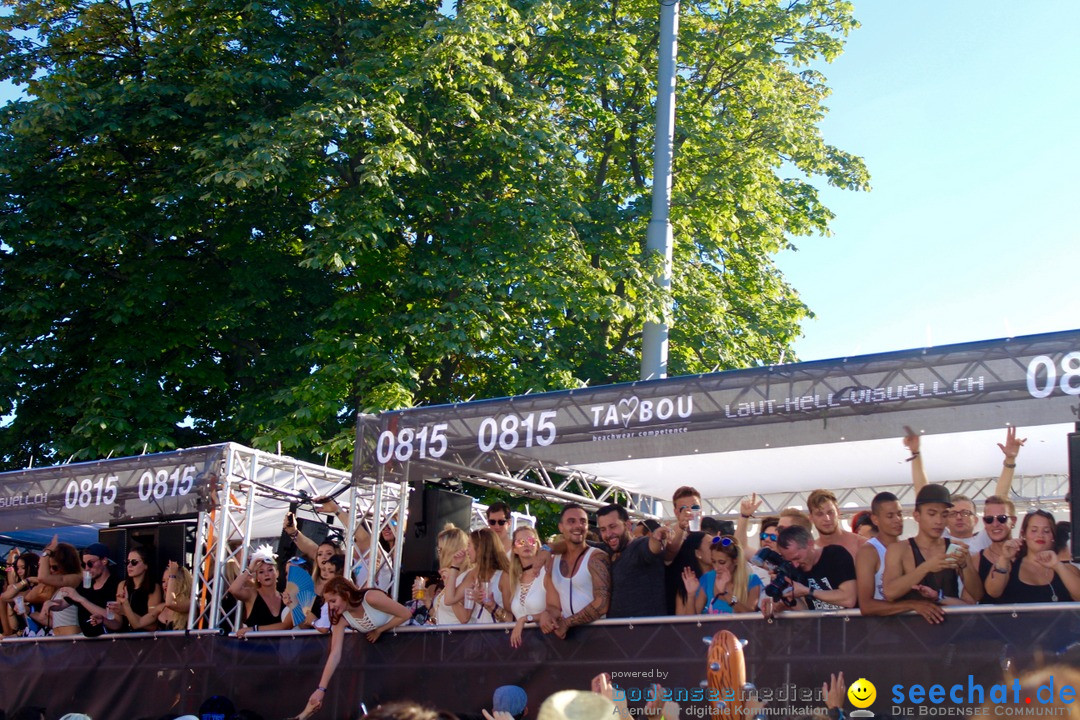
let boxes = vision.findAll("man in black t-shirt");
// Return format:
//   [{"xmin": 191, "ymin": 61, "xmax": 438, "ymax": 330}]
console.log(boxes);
[
  {"xmin": 597, "ymin": 504, "xmax": 669, "ymax": 618},
  {"xmin": 58, "ymin": 541, "xmax": 120, "ymax": 637},
  {"xmin": 776, "ymin": 526, "xmax": 857, "ymax": 611}
]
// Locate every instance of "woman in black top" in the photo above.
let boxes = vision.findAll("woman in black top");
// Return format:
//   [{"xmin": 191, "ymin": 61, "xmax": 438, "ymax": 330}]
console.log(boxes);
[
  {"xmin": 983, "ymin": 510, "xmax": 1080, "ymax": 604},
  {"xmin": 116, "ymin": 546, "xmax": 163, "ymax": 631}
]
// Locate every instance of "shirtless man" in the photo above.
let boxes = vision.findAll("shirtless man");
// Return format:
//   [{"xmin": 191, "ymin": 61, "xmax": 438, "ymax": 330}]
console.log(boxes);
[{"xmin": 808, "ymin": 489, "xmax": 866, "ymax": 559}]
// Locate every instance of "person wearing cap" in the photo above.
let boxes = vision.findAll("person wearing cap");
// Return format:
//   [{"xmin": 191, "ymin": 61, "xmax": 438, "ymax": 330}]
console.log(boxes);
[
  {"xmin": 882, "ymin": 484, "xmax": 980, "ymax": 605},
  {"xmin": 491, "ymin": 685, "xmax": 528, "ymax": 720},
  {"xmin": 55, "ymin": 541, "xmax": 120, "ymax": 637}
]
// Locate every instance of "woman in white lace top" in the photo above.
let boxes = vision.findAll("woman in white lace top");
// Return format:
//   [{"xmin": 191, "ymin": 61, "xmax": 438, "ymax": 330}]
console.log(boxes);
[
  {"xmin": 296, "ymin": 576, "xmax": 410, "ymax": 718},
  {"xmin": 500, "ymin": 525, "xmax": 548, "ymax": 647}
]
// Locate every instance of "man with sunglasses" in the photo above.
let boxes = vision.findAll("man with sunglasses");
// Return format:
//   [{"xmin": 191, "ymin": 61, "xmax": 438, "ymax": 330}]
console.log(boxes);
[
  {"xmin": 57, "ymin": 542, "xmax": 119, "ymax": 637},
  {"xmin": 664, "ymin": 486, "xmax": 703, "ymax": 562},
  {"xmin": 596, "ymin": 503, "xmax": 669, "ymax": 618},
  {"xmin": 972, "ymin": 495, "xmax": 1018, "ymax": 599},
  {"xmin": 486, "ymin": 501, "xmax": 514, "ymax": 556},
  {"xmin": 904, "ymin": 425, "xmax": 1026, "ymax": 559}
]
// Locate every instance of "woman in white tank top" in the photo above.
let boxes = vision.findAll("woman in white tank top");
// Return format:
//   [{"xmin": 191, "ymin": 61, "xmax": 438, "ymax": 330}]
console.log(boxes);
[
  {"xmin": 292, "ymin": 576, "xmax": 410, "ymax": 719},
  {"xmin": 501, "ymin": 525, "xmax": 548, "ymax": 647},
  {"xmin": 432, "ymin": 523, "xmax": 473, "ymax": 625},
  {"xmin": 443, "ymin": 528, "xmax": 509, "ymax": 625}
]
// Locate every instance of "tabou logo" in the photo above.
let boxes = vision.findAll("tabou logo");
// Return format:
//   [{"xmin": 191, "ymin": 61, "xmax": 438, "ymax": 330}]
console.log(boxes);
[
  {"xmin": 849, "ymin": 678, "xmax": 877, "ymax": 714},
  {"xmin": 589, "ymin": 394, "xmax": 693, "ymax": 429}
]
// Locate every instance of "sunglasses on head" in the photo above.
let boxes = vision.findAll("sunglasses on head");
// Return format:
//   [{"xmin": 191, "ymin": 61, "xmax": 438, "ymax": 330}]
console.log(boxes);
[
  {"xmin": 711, "ymin": 536, "xmax": 735, "ymax": 547},
  {"xmin": 760, "ymin": 532, "xmax": 778, "ymax": 542},
  {"xmin": 489, "ymin": 519, "xmax": 508, "ymax": 526},
  {"xmin": 984, "ymin": 514, "xmax": 1014, "ymax": 525}
]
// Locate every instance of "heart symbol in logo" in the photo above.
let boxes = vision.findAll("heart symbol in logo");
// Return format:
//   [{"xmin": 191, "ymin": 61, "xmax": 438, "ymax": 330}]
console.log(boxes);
[{"xmin": 618, "ymin": 396, "xmax": 640, "ymax": 428}]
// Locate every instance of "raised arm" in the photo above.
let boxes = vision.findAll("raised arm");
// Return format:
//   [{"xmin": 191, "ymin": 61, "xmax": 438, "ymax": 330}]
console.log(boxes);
[
  {"xmin": 994, "ymin": 426, "xmax": 1026, "ymax": 498},
  {"xmin": 736, "ymin": 494, "xmax": 762, "ymax": 550},
  {"xmin": 284, "ymin": 511, "xmax": 320, "ymax": 561},
  {"xmin": 227, "ymin": 561, "xmax": 261, "ymax": 603},
  {"xmin": 904, "ymin": 427, "xmax": 928, "ymax": 491}
]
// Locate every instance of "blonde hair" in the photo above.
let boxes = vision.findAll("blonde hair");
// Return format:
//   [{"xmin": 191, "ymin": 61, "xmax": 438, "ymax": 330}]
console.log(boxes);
[
  {"xmin": 711, "ymin": 538, "xmax": 750, "ymax": 605},
  {"xmin": 437, "ymin": 523, "xmax": 470, "ymax": 571},
  {"xmin": 508, "ymin": 526, "xmax": 541, "ymax": 590},
  {"xmin": 164, "ymin": 566, "xmax": 192, "ymax": 630}
]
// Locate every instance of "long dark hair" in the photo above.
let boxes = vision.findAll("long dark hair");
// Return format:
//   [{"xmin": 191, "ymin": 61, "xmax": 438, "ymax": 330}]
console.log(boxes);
[
  {"xmin": 125, "ymin": 545, "xmax": 157, "ymax": 594},
  {"xmin": 17, "ymin": 552, "xmax": 40, "ymax": 580},
  {"xmin": 665, "ymin": 531, "xmax": 708, "ymax": 613}
]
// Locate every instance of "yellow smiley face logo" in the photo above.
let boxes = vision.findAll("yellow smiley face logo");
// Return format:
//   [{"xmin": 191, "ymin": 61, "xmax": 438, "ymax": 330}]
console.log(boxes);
[{"xmin": 848, "ymin": 678, "xmax": 876, "ymax": 709}]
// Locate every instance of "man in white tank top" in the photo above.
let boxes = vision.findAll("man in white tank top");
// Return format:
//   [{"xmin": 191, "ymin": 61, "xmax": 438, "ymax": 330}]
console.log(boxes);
[
  {"xmin": 855, "ymin": 491, "xmax": 943, "ymax": 623},
  {"xmin": 541, "ymin": 504, "xmax": 609, "ymax": 638}
]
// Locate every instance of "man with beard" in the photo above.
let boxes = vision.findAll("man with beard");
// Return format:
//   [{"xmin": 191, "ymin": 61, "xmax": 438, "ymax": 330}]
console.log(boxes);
[
  {"xmin": 595, "ymin": 504, "xmax": 669, "ymax": 618},
  {"xmin": 541, "ymin": 504, "xmax": 610, "ymax": 637}
]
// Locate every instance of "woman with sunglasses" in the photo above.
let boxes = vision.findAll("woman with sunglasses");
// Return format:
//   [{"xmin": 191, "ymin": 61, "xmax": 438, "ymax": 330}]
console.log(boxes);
[
  {"xmin": 500, "ymin": 525, "xmax": 547, "ymax": 647},
  {"xmin": 683, "ymin": 536, "xmax": 762, "ymax": 614},
  {"xmin": 114, "ymin": 546, "xmax": 163, "ymax": 631},
  {"xmin": 983, "ymin": 509, "xmax": 1080, "ymax": 603}
]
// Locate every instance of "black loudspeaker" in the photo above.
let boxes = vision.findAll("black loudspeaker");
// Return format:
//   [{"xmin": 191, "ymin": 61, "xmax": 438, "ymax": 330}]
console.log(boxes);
[
  {"xmin": 401, "ymin": 486, "xmax": 472, "ymax": 577},
  {"xmin": 99, "ymin": 522, "xmax": 195, "ymax": 581},
  {"xmin": 1068, "ymin": 428, "xmax": 1079, "ymax": 562}
]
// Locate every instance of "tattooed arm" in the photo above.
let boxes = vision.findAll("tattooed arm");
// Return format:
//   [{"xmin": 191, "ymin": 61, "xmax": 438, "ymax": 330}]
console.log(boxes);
[{"xmin": 566, "ymin": 551, "xmax": 610, "ymax": 627}]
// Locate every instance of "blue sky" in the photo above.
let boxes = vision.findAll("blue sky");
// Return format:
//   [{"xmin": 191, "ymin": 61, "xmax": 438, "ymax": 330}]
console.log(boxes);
[{"xmin": 778, "ymin": 0, "xmax": 1080, "ymax": 362}]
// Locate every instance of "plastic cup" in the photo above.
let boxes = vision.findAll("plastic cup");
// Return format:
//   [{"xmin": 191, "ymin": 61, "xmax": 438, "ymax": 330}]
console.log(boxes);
[
  {"xmin": 14, "ymin": 596, "xmax": 25, "ymax": 614},
  {"xmin": 83, "ymin": 570, "xmax": 92, "ymax": 589},
  {"xmin": 689, "ymin": 509, "xmax": 702, "ymax": 532}
]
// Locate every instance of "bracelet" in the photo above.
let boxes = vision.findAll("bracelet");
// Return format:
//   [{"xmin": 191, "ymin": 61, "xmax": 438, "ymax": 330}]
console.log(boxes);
[
  {"xmin": 449, "ymin": 566, "xmax": 460, "ymax": 571},
  {"xmin": 740, "ymin": 513, "xmax": 753, "ymax": 519},
  {"xmin": 42, "ymin": 551, "xmax": 51, "ymax": 557},
  {"xmin": 992, "ymin": 565, "xmax": 1009, "ymax": 574},
  {"xmin": 316, "ymin": 687, "xmax": 327, "ymax": 693},
  {"xmin": 1003, "ymin": 461, "xmax": 1016, "ymax": 468},
  {"xmin": 905, "ymin": 451, "xmax": 920, "ymax": 462}
]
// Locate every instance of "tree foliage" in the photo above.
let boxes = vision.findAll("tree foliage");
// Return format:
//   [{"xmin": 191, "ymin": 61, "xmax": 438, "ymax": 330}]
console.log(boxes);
[{"xmin": 0, "ymin": 0, "xmax": 868, "ymax": 469}]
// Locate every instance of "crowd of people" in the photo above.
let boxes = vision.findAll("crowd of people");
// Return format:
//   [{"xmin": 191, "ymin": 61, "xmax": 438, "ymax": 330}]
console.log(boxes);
[{"xmin": 1, "ymin": 427, "xmax": 1077, "ymax": 718}]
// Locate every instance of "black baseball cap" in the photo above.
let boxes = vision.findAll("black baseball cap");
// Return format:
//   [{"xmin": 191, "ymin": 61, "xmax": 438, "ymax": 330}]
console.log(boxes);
[{"xmin": 915, "ymin": 484, "xmax": 953, "ymax": 507}]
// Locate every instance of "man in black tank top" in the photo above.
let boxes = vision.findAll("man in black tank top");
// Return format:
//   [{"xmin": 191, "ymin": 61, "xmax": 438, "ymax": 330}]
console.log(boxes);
[{"xmin": 883, "ymin": 484, "xmax": 980, "ymax": 605}]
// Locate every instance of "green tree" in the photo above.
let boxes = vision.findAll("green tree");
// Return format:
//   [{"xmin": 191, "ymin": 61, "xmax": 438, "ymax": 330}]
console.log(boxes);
[{"xmin": 0, "ymin": 0, "xmax": 868, "ymax": 469}]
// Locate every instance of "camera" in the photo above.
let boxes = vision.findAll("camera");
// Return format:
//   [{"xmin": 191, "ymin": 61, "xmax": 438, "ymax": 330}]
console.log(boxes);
[{"xmin": 751, "ymin": 547, "xmax": 805, "ymax": 606}]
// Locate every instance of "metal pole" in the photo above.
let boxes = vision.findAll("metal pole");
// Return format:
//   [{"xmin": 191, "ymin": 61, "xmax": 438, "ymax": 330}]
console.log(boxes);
[{"xmin": 640, "ymin": 0, "xmax": 679, "ymax": 381}]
